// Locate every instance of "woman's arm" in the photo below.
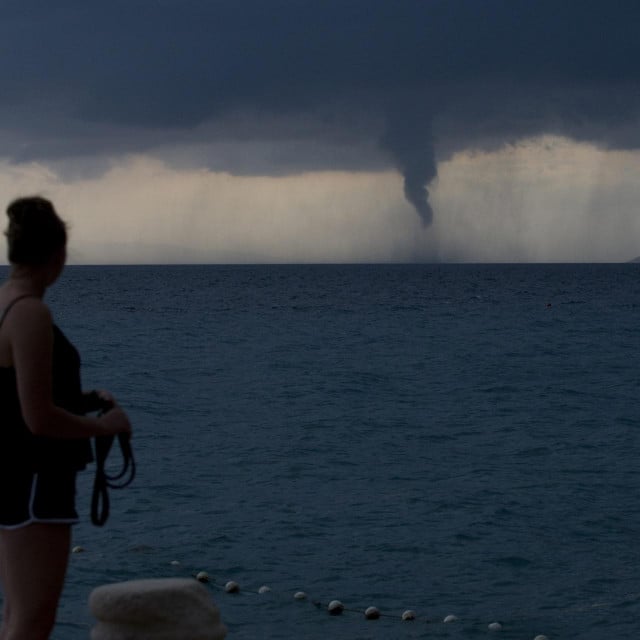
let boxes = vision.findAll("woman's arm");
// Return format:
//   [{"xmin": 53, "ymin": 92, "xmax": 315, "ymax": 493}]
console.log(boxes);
[{"xmin": 8, "ymin": 297, "xmax": 130, "ymax": 438}]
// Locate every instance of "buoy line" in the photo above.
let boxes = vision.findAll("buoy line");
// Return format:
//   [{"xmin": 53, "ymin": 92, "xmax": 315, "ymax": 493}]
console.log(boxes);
[
  {"xmin": 69, "ymin": 548, "xmax": 640, "ymax": 638},
  {"xmin": 190, "ymin": 569, "xmax": 535, "ymax": 634},
  {"xmin": 189, "ymin": 569, "xmax": 640, "ymax": 637}
]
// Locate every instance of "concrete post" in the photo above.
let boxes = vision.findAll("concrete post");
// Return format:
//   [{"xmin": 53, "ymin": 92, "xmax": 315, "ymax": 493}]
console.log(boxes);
[{"xmin": 89, "ymin": 577, "xmax": 227, "ymax": 640}]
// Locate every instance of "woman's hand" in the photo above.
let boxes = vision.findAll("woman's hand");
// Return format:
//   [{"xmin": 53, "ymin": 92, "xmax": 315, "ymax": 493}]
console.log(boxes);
[
  {"xmin": 94, "ymin": 389, "xmax": 116, "ymax": 405},
  {"xmin": 99, "ymin": 406, "xmax": 132, "ymax": 437}
]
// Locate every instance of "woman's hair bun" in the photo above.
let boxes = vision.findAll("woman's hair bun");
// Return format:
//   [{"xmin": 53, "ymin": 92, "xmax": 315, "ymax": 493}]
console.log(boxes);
[
  {"xmin": 5, "ymin": 196, "xmax": 67, "ymax": 265},
  {"xmin": 7, "ymin": 196, "xmax": 55, "ymax": 220}
]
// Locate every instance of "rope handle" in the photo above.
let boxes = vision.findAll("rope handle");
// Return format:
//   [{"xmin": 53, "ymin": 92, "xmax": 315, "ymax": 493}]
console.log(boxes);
[
  {"xmin": 84, "ymin": 391, "xmax": 136, "ymax": 527},
  {"xmin": 91, "ymin": 432, "xmax": 136, "ymax": 526}
]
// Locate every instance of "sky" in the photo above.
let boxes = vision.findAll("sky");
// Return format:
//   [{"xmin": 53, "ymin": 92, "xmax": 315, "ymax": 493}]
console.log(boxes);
[{"xmin": 1, "ymin": 0, "xmax": 639, "ymax": 263}]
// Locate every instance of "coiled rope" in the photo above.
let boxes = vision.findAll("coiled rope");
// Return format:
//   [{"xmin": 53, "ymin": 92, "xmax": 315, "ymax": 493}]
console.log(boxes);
[{"xmin": 90, "ymin": 432, "xmax": 136, "ymax": 526}]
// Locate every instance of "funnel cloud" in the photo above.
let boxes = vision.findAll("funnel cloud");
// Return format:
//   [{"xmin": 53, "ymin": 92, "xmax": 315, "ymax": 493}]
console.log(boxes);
[{"xmin": 381, "ymin": 112, "xmax": 437, "ymax": 225}]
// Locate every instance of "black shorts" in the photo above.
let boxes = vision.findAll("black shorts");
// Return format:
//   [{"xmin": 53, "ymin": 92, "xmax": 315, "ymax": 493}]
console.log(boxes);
[{"xmin": 0, "ymin": 467, "xmax": 79, "ymax": 529}]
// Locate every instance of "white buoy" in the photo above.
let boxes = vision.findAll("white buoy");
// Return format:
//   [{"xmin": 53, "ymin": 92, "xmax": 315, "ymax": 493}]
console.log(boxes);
[
  {"xmin": 72, "ymin": 545, "xmax": 85, "ymax": 553},
  {"xmin": 293, "ymin": 591, "xmax": 307, "ymax": 600},
  {"xmin": 364, "ymin": 606, "xmax": 380, "ymax": 620},
  {"xmin": 195, "ymin": 571, "xmax": 209, "ymax": 583},
  {"xmin": 443, "ymin": 614, "xmax": 458, "ymax": 623},
  {"xmin": 224, "ymin": 581, "xmax": 240, "ymax": 593},
  {"xmin": 170, "ymin": 560, "xmax": 180, "ymax": 566},
  {"xmin": 402, "ymin": 609, "xmax": 416, "ymax": 621},
  {"xmin": 533, "ymin": 636, "xmax": 549, "ymax": 640},
  {"xmin": 488, "ymin": 621, "xmax": 503, "ymax": 631},
  {"xmin": 258, "ymin": 585, "xmax": 271, "ymax": 594},
  {"xmin": 328, "ymin": 600, "xmax": 344, "ymax": 615}
]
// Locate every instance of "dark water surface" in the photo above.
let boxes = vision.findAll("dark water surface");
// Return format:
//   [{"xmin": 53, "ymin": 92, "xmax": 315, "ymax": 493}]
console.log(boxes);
[{"xmin": 2, "ymin": 264, "xmax": 639, "ymax": 639}]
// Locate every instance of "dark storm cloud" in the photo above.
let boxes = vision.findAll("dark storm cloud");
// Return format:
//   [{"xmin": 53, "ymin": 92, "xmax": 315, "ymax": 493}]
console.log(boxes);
[{"xmin": 1, "ymin": 0, "xmax": 639, "ymax": 222}]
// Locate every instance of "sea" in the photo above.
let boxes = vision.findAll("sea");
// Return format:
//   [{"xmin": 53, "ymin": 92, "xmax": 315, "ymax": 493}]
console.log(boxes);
[{"xmin": 1, "ymin": 263, "xmax": 639, "ymax": 640}]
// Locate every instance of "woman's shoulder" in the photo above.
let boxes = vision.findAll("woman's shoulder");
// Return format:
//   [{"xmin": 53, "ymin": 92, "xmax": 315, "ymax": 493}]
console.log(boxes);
[{"xmin": 1, "ymin": 296, "xmax": 52, "ymax": 331}]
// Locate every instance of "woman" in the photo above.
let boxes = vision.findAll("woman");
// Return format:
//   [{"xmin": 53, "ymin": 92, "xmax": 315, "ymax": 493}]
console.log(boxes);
[{"xmin": 0, "ymin": 197, "xmax": 132, "ymax": 640}]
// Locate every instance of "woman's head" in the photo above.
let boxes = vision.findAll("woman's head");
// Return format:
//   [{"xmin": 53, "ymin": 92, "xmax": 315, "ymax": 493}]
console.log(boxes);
[{"xmin": 5, "ymin": 197, "xmax": 67, "ymax": 266}]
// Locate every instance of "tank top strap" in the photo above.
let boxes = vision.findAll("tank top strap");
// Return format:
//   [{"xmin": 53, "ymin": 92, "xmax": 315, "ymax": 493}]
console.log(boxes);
[{"xmin": 0, "ymin": 294, "xmax": 40, "ymax": 329}]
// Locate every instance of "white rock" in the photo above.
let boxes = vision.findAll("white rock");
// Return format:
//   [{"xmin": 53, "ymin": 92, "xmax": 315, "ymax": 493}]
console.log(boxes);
[{"xmin": 89, "ymin": 577, "xmax": 226, "ymax": 640}]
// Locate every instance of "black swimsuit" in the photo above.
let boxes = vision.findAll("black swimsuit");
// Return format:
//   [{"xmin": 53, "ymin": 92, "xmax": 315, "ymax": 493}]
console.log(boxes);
[{"xmin": 0, "ymin": 296, "xmax": 92, "ymax": 528}]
